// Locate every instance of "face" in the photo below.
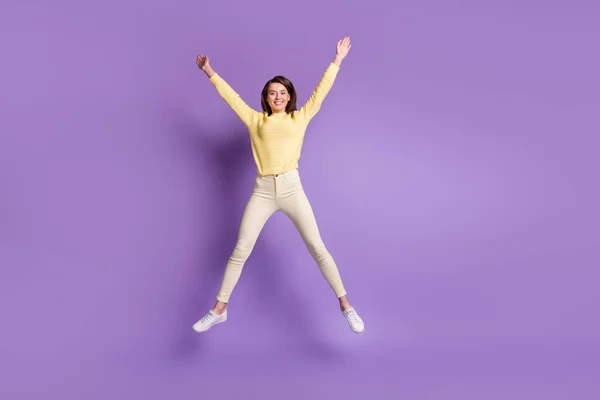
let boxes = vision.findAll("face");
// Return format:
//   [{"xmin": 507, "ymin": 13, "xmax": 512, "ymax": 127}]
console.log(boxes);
[{"xmin": 266, "ymin": 82, "xmax": 290, "ymax": 113}]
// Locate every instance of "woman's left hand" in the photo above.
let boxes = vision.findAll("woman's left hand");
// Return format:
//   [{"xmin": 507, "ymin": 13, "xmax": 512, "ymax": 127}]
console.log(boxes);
[{"xmin": 336, "ymin": 36, "xmax": 352, "ymax": 58}]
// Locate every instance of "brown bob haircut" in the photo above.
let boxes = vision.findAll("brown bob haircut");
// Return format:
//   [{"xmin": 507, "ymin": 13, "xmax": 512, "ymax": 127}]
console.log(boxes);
[{"xmin": 260, "ymin": 76, "xmax": 298, "ymax": 115}]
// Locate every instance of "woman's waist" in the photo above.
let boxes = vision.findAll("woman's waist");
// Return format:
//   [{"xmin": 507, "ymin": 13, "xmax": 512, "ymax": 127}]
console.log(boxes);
[{"xmin": 258, "ymin": 167, "xmax": 299, "ymax": 178}]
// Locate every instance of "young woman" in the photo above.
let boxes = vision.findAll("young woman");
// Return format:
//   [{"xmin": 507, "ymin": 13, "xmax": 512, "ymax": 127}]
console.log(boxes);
[{"xmin": 193, "ymin": 36, "xmax": 364, "ymax": 334}]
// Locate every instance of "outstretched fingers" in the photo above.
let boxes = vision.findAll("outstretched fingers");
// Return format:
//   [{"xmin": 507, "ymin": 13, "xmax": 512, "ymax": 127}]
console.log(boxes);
[
  {"xmin": 196, "ymin": 53, "xmax": 209, "ymax": 69},
  {"xmin": 336, "ymin": 36, "xmax": 352, "ymax": 57}
]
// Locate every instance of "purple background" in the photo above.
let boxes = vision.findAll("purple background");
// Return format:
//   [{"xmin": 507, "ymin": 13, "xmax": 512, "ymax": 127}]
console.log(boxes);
[{"xmin": 1, "ymin": 0, "xmax": 599, "ymax": 398}]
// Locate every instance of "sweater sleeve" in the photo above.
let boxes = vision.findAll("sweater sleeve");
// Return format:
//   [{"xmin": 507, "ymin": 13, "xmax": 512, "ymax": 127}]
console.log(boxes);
[
  {"xmin": 296, "ymin": 63, "xmax": 340, "ymax": 121},
  {"xmin": 209, "ymin": 73, "xmax": 258, "ymax": 126}
]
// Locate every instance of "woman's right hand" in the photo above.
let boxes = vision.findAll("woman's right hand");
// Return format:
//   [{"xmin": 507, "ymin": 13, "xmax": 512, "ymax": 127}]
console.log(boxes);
[
  {"xmin": 196, "ymin": 54, "xmax": 210, "ymax": 71},
  {"xmin": 196, "ymin": 54, "xmax": 215, "ymax": 78}
]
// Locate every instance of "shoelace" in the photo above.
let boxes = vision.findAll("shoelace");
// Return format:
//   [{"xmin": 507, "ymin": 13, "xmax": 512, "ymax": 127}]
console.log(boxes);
[
  {"xmin": 345, "ymin": 309, "xmax": 360, "ymax": 324},
  {"xmin": 200, "ymin": 312, "xmax": 216, "ymax": 325}
]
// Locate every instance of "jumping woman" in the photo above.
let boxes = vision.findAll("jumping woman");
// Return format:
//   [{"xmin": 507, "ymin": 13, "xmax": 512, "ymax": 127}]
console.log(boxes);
[{"xmin": 193, "ymin": 36, "xmax": 364, "ymax": 334}]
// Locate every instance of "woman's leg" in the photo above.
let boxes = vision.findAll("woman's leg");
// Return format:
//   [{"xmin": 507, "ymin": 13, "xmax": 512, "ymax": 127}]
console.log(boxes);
[
  {"xmin": 193, "ymin": 176, "xmax": 277, "ymax": 333},
  {"xmin": 277, "ymin": 170, "xmax": 364, "ymax": 333},
  {"xmin": 281, "ymin": 191, "xmax": 349, "ymax": 303},
  {"xmin": 276, "ymin": 173, "xmax": 347, "ymax": 299},
  {"xmin": 214, "ymin": 191, "xmax": 277, "ymax": 307}
]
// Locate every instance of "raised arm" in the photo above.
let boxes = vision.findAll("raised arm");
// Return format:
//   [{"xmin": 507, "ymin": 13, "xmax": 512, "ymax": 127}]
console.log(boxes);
[
  {"xmin": 297, "ymin": 36, "xmax": 352, "ymax": 121},
  {"xmin": 196, "ymin": 54, "xmax": 257, "ymax": 126}
]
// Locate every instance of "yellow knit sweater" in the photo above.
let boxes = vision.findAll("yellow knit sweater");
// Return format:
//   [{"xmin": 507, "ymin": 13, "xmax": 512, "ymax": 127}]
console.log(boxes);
[{"xmin": 209, "ymin": 62, "xmax": 340, "ymax": 176}]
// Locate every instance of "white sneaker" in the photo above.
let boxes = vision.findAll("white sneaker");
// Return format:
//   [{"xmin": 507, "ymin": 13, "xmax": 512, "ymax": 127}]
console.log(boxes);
[
  {"xmin": 342, "ymin": 307, "xmax": 364, "ymax": 333},
  {"xmin": 192, "ymin": 309, "xmax": 227, "ymax": 333}
]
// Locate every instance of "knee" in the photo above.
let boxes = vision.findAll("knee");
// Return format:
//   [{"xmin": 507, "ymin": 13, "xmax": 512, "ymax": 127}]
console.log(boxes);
[
  {"xmin": 306, "ymin": 240, "xmax": 329, "ymax": 260},
  {"xmin": 230, "ymin": 236, "xmax": 254, "ymax": 260}
]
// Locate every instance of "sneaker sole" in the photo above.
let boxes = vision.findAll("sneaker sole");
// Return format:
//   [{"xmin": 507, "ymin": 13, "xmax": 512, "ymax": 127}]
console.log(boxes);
[{"xmin": 192, "ymin": 315, "xmax": 227, "ymax": 333}]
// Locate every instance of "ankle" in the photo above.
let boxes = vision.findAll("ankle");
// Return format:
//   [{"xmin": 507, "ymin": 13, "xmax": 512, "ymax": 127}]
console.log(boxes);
[{"xmin": 213, "ymin": 303, "xmax": 227, "ymax": 315}]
